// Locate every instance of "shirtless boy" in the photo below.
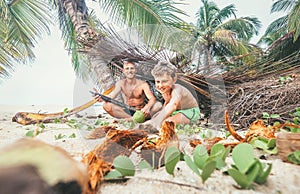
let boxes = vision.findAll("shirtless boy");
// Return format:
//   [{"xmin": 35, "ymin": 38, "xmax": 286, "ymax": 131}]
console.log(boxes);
[
  {"xmin": 94, "ymin": 60, "xmax": 162, "ymax": 119},
  {"xmin": 144, "ymin": 61, "xmax": 200, "ymax": 129}
]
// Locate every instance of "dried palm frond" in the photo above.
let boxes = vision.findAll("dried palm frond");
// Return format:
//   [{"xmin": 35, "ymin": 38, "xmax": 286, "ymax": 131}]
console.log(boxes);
[
  {"xmin": 189, "ymin": 110, "xmax": 300, "ymax": 151},
  {"xmin": 81, "ymin": 128, "xmax": 149, "ymax": 193}
]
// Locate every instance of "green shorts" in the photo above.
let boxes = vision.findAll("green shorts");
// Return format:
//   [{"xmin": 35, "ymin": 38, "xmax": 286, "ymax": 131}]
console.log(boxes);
[{"xmin": 171, "ymin": 107, "xmax": 200, "ymax": 122}]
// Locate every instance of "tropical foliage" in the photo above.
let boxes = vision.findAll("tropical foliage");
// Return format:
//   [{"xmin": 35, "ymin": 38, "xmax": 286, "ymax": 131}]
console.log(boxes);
[
  {"xmin": 0, "ymin": 0, "xmax": 51, "ymax": 80},
  {"xmin": 1, "ymin": 0, "xmax": 300, "ymax": 84},
  {"xmin": 258, "ymin": 0, "xmax": 300, "ymax": 60}
]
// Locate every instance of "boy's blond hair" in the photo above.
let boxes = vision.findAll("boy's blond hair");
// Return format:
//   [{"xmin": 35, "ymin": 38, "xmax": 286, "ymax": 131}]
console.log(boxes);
[{"xmin": 151, "ymin": 61, "xmax": 177, "ymax": 78}]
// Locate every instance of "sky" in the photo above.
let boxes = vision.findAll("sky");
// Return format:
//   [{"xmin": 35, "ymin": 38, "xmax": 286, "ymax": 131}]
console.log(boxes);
[{"xmin": 0, "ymin": 0, "xmax": 285, "ymax": 106}]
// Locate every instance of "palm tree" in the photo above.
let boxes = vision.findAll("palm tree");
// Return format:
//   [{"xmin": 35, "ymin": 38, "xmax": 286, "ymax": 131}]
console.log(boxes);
[
  {"xmin": 191, "ymin": 0, "xmax": 261, "ymax": 74},
  {"xmin": 270, "ymin": 0, "xmax": 300, "ymax": 41},
  {"xmin": 0, "ymin": 0, "xmax": 52, "ymax": 81},
  {"xmin": 47, "ymin": 0, "xmax": 189, "ymax": 92},
  {"xmin": 258, "ymin": 0, "xmax": 300, "ymax": 59}
]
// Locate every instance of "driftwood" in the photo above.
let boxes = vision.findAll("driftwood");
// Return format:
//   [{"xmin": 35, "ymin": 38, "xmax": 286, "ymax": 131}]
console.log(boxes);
[
  {"xmin": 11, "ymin": 86, "xmax": 115, "ymax": 125},
  {"xmin": 12, "ymin": 99, "xmax": 97, "ymax": 125}
]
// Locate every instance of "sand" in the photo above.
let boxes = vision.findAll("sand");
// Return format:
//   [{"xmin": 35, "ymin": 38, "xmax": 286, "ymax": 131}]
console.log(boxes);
[{"xmin": 0, "ymin": 104, "xmax": 300, "ymax": 194}]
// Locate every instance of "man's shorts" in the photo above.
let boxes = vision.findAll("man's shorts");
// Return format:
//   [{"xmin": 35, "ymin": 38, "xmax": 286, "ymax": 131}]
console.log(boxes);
[{"xmin": 124, "ymin": 107, "xmax": 136, "ymax": 116}]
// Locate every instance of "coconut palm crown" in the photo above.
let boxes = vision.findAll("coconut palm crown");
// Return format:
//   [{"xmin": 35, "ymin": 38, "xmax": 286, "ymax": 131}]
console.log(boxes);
[{"xmin": 191, "ymin": 0, "xmax": 261, "ymax": 73}]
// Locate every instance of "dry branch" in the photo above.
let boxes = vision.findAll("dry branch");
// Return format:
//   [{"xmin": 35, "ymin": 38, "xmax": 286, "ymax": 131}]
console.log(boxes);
[{"xmin": 227, "ymin": 74, "xmax": 300, "ymax": 129}]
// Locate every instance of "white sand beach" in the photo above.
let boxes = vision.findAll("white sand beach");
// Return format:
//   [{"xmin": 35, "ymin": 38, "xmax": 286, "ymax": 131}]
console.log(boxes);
[{"xmin": 1, "ymin": 104, "xmax": 300, "ymax": 194}]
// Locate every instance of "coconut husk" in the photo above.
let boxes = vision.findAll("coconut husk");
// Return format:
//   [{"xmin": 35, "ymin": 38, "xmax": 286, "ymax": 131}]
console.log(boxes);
[
  {"xmin": 277, "ymin": 132, "xmax": 300, "ymax": 162},
  {"xmin": 0, "ymin": 138, "xmax": 87, "ymax": 194},
  {"xmin": 82, "ymin": 121, "xmax": 179, "ymax": 193},
  {"xmin": 86, "ymin": 125, "xmax": 117, "ymax": 139},
  {"xmin": 140, "ymin": 121, "xmax": 179, "ymax": 168},
  {"xmin": 189, "ymin": 137, "xmax": 224, "ymax": 152}
]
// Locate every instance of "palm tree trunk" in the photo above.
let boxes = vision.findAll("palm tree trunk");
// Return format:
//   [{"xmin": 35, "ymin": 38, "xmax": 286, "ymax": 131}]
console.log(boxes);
[
  {"xmin": 61, "ymin": 0, "xmax": 116, "ymax": 91},
  {"xmin": 203, "ymin": 45, "xmax": 212, "ymax": 74},
  {"xmin": 61, "ymin": 0, "xmax": 97, "ymax": 46}
]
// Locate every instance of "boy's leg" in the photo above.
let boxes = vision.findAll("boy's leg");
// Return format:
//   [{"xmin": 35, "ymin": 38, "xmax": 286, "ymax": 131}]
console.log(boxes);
[
  {"xmin": 165, "ymin": 113, "xmax": 190, "ymax": 125},
  {"xmin": 149, "ymin": 101, "xmax": 163, "ymax": 118}
]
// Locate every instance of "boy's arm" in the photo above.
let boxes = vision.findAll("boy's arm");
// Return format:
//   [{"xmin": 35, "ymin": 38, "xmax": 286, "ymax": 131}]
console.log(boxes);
[{"xmin": 147, "ymin": 89, "xmax": 180, "ymax": 128}]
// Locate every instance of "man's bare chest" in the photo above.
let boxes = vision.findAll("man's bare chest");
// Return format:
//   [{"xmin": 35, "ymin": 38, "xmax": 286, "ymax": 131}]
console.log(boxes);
[{"xmin": 122, "ymin": 85, "xmax": 144, "ymax": 99}]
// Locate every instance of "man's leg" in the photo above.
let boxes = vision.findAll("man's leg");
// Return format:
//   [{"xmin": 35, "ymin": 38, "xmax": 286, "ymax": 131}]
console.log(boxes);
[{"xmin": 103, "ymin": 102, "xmax": 131, "ymax": 118}]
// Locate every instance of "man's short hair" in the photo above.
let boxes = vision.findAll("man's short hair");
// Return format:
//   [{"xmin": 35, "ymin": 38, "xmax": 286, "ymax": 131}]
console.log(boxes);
[
  {"xmin": 151, "ymin": 61, "xmax": 177, "ymax": 78},
  {"xmin": 123, "ymin": 58, "xmax": 138, "ymax": 66}
]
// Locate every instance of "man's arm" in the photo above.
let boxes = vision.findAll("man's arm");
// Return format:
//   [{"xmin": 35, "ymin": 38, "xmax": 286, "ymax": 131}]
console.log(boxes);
[
  {"xmin": 94, "ymin": 80, "xmax": 122, "ymax": 101},
  {"xmin": 106, "ymin": 81, "xmax": 122, "ymax": 99},
  {"xmin": 141, "ymin": 82, "xmax": 157, "ymax": 111}
]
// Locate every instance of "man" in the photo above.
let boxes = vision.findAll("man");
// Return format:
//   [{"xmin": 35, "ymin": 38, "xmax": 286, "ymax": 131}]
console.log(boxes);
[
  {"xmin": 144, "ymin": 61, "xmax": 200, "ymax": 129},
  {"xmin": 94, "ymin": 60, "xmax": 162, "ymax": 119}
]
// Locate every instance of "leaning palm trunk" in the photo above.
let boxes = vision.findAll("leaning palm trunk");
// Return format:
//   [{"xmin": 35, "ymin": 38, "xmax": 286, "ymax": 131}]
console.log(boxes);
[{"xmin": 61, "ymin": 0, "xmax": 116, "ymax": 91}]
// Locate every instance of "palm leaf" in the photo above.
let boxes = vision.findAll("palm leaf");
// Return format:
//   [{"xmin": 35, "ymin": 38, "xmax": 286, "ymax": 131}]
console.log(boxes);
[
  {"xmin": 219, "ymin": 17, "xmax": 261, "ymax": 41},
  {"xmin": 265, "ymin": 16, "xmax": 288, "ymax": 36},
  {"xmin": 288, "ymin": 0, "xmax": 300, "ymax": 41},
  {"xmin": 213, "ymin": 4, "xmax": 237, "ymax": 25},
  {"xmin": 97, "ymin": 0, "xmax": 189, "ymax": 47},
  {"xmin": 98, "ymin": 0, "xmax": 186, "ymax": 28},
  {"xmin": 271, "ymin": 0, "xmax": 296, "ymax": 13},
  {"xmin": 0, "ymin": 0, "xmax": 51, "ymax": 79}
]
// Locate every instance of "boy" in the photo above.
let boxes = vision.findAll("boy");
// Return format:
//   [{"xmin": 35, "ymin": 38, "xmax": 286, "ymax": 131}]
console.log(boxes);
[{"xmin": 144, "ymin": 61, "xmax": 200, "ymax": 129}]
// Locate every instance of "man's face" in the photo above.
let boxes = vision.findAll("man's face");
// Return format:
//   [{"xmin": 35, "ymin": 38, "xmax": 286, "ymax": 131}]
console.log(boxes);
[
  {"xmin": 154, "ymin": 73, "xmax": 176, "ymax": 94},
  {"xmin": 123, "ymin": 62, "xmax": 136, "ymax": 79}
]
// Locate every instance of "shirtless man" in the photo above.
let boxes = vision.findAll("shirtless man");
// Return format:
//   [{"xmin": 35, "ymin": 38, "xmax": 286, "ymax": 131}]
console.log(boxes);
[
  {"xmin": 94, "ymin": 60, "xmax": 162, "ymax": 119},
  {"xmin": 144, "ymin": 61, "xmax": 200, "ymax": 129}
]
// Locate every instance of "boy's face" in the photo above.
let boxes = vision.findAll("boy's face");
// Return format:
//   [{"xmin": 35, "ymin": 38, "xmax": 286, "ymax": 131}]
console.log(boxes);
[
  {"xmin": 123, "ymin": 62, "xmax": 136, "ymax": 79},
  {"xmin": 154, "ymin": 73, "xmax": 176, "ymax": 94}
]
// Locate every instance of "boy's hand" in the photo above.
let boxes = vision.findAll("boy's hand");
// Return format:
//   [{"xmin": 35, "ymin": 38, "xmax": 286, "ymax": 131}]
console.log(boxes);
[{"xmin": 138, "ymin": 122, "xmax": 159, "ymax": 133}]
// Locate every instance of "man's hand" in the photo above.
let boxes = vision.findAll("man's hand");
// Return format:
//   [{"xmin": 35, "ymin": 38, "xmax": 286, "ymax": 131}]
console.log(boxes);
[
  {"xmin": 92, "ymin": 88, "xmax": 103, "ymax": 102},
  {"xmin": 140, "ymin": 106, "xmax": 151, "ymax": 118}
]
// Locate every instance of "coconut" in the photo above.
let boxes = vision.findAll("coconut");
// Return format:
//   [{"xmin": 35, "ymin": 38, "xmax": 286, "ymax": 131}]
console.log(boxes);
[{"xmin": 132, "ymin": 110, "xmax": 145, "ymax": 123}]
